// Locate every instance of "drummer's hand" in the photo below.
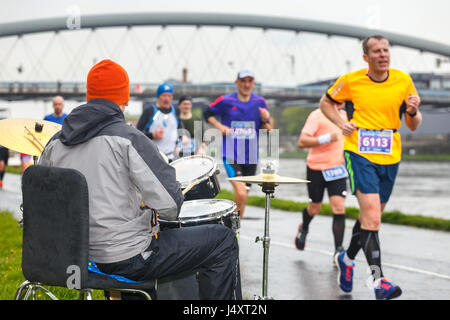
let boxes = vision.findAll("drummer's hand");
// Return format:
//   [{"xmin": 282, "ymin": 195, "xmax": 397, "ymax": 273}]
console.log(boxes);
[
  {"xmin": 153, "ymin": 127, "xmax": 164, "ymax": 140},
  {"xmin": 259, "ymin": 107, "xmax": 270, "ymax": 123},
  {"xmin": 342, "ymin": 121, "xmax": 357, "ymax": 137}
]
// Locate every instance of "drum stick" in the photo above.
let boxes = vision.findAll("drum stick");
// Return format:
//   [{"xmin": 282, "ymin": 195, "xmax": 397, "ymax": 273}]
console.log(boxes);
[
  {"xmin": 160, "ymin": 152, "xmax": 169, "ymax": 163},
  {"xmin": 182, "ymin": 179, "xmax": 201, "ymax": 195},
  {"xmin": 24, "ymin": 126, "xmax": 44, "ymax": 152}
]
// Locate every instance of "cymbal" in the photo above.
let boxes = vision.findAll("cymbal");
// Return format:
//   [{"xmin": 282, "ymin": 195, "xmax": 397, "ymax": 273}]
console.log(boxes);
[
  {"xmin": 228, "ymin": 174, "xmax": 309, "ymax": 185},
  {"xmin": 0, "ymin": 118, "xmax": 62, "ymax": 156}
]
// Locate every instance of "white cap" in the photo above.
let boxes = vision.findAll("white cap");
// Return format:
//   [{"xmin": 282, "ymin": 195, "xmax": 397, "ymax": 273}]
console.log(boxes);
[{"xmin": 237, "ymin": 69, "xmax": 255, "ymax": 79}]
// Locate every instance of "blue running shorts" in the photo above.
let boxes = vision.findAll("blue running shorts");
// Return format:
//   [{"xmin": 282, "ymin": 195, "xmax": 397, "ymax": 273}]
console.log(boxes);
[{"xmin": 344, "ymin": 151, "xmax": 399, "ymax": 204}]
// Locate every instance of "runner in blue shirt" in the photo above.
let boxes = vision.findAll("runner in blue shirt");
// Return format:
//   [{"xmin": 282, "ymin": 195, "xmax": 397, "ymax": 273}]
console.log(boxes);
[
  {"xmin": 43, "ymin": 96, "xmax": 67, "ymax": 125},
  {"xmin": 204, "ymin": 69, "xmax": 272, "ymax": 218}
]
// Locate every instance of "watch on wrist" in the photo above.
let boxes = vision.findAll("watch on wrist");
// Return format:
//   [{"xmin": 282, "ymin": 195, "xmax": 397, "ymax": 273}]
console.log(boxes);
[{"xmin": 407, "ymin": 110, "xmax": 417, "ymax": 117}]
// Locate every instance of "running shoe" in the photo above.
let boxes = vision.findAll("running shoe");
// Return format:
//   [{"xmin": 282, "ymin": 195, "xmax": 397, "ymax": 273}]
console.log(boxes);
[
  {"xmin": 374, "ymin": 278, "xmax": 402, "ymax": 300},
  {"xmin": 294, "ymin": 223, "xmax": 308, "ymax": 250},
  {"xmin": 335, "ymin": 250, "xmax": 354, "ymax": 293},
  {"xmin": 333, "ymin": 246, "xmax": 345, "ymax": 266}
]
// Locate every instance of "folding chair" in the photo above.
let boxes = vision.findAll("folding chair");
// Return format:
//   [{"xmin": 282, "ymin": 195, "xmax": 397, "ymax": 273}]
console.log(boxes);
[{"xmin": 14, "ymin": 165, "xmax": 156, "ymax": 300}]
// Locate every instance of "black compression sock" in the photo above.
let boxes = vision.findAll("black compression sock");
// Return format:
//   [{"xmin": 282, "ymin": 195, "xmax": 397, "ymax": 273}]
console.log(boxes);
[
  {"xmin": 302, "ymin": 207, "xmax": 314, "ymax": 231},
  {"xmin": 346, "ymin": 219, "xmax": 361, "ymax": 260},
  {"xmin": 360, "ymin": 228, "xmax": 384, "ymax": 280},
  {"xmin": 332, "ymin": 214, "xmax": 346, "ymax": 250}
]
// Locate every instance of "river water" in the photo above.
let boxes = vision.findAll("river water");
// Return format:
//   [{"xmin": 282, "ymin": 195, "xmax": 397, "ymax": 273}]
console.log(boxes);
[
  {"xmin": 217, "ymin": 158, "xmax": 450, "ymax": 220},
  {"xmin": 2, "ymin": 100, "xmax": 450, "ymax": 220}
]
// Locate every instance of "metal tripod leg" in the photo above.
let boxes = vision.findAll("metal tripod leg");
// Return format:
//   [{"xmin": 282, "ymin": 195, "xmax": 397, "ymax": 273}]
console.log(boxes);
[{"xmin": 255, "ymin": 183, "xmax": 275, "ymax": 300}]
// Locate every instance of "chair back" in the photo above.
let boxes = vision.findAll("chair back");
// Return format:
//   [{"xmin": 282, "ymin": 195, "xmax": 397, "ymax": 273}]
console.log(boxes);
[{"xmin": 21, "ymin": 165, "xmax": 90, "ymax": 289}]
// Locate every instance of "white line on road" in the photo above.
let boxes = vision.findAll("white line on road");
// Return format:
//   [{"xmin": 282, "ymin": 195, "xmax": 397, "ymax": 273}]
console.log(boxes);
[{"xmin": 240, "ymin": 234, "xmax": 450, "ymax": 281}]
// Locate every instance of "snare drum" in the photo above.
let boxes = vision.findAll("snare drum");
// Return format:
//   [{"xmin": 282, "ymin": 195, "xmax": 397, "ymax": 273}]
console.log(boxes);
[
  {"xmin": 159, "ymin": 199, "xmax": 240, "ymax": 233},
  {"xmin": 170, "ymin": 155, "xmax": 220, "ymax": 201}
]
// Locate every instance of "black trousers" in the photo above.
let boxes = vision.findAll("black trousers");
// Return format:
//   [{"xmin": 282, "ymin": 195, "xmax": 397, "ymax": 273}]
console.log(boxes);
[{"xmin": 97, "ymin": 224, "xmax": 242, "ymax": 300}]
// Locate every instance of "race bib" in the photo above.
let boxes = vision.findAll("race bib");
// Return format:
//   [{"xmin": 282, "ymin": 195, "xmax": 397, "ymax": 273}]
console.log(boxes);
[
  {"xmin": 358, "ymin": 129, "xmax": 393, "ymax": 155},
  {"xmin": 322, "ymin": 164, "xmax": 348, "ymax": 182},
  {"xmin": 178, "ymin": 138, "xmax": 195, "ymax": 154},
  {"xmin": 230, "ymin": 121, "xmax": 256, "ymax": 139}
]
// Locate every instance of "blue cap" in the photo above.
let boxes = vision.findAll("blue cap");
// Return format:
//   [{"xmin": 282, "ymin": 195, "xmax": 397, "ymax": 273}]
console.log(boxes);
[{"xmin": 156, "ymin": 83, "xmax": 174, "ymax": 98}]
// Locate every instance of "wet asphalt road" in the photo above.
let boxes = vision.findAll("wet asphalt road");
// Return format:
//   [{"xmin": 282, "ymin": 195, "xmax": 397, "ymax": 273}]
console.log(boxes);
[
  {"xmin": 1, "ymin": 172, "xmax": 450, "ymax": 300},
  {"xmin": 239, "ymin": 205, "xmax": 450, "ymax": 300}
]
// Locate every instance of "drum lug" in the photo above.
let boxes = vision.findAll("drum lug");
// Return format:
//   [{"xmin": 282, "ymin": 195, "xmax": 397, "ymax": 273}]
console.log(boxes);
[{"xmin": 231, "ymin": 210, "xmax": 240, "ymax": 231}]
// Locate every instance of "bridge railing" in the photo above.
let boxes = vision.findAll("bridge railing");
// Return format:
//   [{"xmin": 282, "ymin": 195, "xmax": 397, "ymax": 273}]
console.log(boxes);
[
  {"xmin": 0, "ymin": 81, "xmax": 326, "ymax": 97},
  {"xmin": 0, "ymin": 82, "xmax": 449, "ymax": 105}
]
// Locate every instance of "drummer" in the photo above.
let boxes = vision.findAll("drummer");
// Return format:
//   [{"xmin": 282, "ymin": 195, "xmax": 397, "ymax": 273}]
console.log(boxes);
[
  {"xmin": 39, "ymin": 59, "xmax": 242, "ymax": 300},
  {"xmin": 203, "ymin": 69, "xmax": 272, "ymax": 218}
]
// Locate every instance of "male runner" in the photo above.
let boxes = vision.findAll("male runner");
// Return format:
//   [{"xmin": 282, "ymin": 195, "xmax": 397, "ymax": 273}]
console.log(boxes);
[
  {"xmin": 136, "ymin": 83, "xmax": 185, "ymax": 161},
  {"xmin": 44, "ymin": 96, "xmax": 67, "ymax": 125},
  {"xmin": 203, "ymin": 69, "xmax": 271, "ymax": 218},
  {"xmin": 177, "ymin": 95, "xmax": 205, "ymax": 156},
  {"xmin": 295, "ymin": 103, "xmax": 347, "ymax": 260},
  {"xmin": 320, "ymin": 35, "xmax": 422, "ymax": 300}
]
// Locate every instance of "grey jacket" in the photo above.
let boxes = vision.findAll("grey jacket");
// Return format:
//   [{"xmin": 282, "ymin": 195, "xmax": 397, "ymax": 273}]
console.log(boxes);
[{"xmin": 39, "ymin": 99, "xmax": 183, "ymax": 263}]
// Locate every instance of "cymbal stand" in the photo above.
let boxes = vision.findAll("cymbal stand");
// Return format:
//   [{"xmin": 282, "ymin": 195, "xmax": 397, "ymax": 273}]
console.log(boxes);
[{"xmin": 255, "ymin": 182, "xmax": 276, "ymax": 300}]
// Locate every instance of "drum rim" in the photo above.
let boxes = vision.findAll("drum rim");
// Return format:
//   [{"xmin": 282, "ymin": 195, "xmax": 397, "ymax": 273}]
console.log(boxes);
[
  {"xmin": 159, "ymin": 199, "xmax": 236, "ymax": 223},
  {"xmin": 170, "ymin": 155, "xmax": 218, "ymax": 187}
]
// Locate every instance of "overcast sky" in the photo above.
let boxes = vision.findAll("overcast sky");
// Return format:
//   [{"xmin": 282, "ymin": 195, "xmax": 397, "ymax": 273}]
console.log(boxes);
[
  {"xmin": 1, "ymin": 0, "xmax": 449, "ymax": 85},
  {"xmin": 1, "ymin": 1, "xmax": 449, "ymax": 129},
  {"xmin": 1, "ymin": 0, "xmax": 449, "ymax": 45}
]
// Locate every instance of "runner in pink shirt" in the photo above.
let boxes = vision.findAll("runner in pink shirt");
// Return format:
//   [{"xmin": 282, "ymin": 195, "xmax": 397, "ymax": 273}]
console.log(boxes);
[{"xmin": 295, "ymin": 103, "xmax": 348, "ymax": 262}]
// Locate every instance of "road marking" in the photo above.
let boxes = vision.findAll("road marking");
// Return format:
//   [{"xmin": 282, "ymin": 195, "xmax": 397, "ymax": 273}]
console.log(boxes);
[
  {"xmin": 1, "ymin": 187, "xmax": 21, "ymax": 195},
  {"xmin": 240, "ymin": 235, "xmax": 450, "ymax": 281}
]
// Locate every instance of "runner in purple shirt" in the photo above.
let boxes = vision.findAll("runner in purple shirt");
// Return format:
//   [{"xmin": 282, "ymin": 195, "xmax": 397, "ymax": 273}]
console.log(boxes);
[{"xmin": 204, "ymin": 69, "xmax": 272, "ymax": 218}]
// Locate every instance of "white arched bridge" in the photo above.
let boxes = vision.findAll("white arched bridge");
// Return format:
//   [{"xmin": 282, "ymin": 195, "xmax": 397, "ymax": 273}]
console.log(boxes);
[{"xmin": 0, "ymin": 12, "xmax": 449, "ymax": 108}]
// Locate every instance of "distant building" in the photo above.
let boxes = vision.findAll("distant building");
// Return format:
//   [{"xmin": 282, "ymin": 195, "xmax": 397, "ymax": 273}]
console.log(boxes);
[{"xmin": 410, "ymin": 73, "xmax": 450, "ymax": 91}]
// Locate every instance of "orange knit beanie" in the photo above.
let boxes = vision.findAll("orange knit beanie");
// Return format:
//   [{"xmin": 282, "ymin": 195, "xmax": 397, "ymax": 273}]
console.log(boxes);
[{"xmin": 86, "ymin": 59, "xmax": 129, "ymax": 106}]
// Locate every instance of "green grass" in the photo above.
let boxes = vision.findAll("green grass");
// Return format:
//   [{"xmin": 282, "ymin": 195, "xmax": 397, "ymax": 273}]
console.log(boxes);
[
  {"xmin": 0, "ymin": 211, "xmax": 104, "ymax": 300},
  {"xmin": 5, "ymin": 166, "xmax": 21, "ymax": 175},
  {"xmin": 0, "ymin": 211, "xmax": 25, "ymax": 300},
  {"xmin": 215, "ymin": 189, "xmax": 450, "ymax": 232}
]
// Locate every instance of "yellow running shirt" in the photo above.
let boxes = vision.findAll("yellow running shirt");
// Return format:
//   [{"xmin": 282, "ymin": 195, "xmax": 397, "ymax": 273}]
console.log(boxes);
[{"xmin": 326, "ymin": 68, "xmax": 419, "ymax": 165}]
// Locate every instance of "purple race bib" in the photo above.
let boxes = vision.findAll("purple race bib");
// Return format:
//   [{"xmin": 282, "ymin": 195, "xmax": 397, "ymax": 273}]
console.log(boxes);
[{"xmin": 358, "ymin": 129, "xmax": 393, "ymax": 155}]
